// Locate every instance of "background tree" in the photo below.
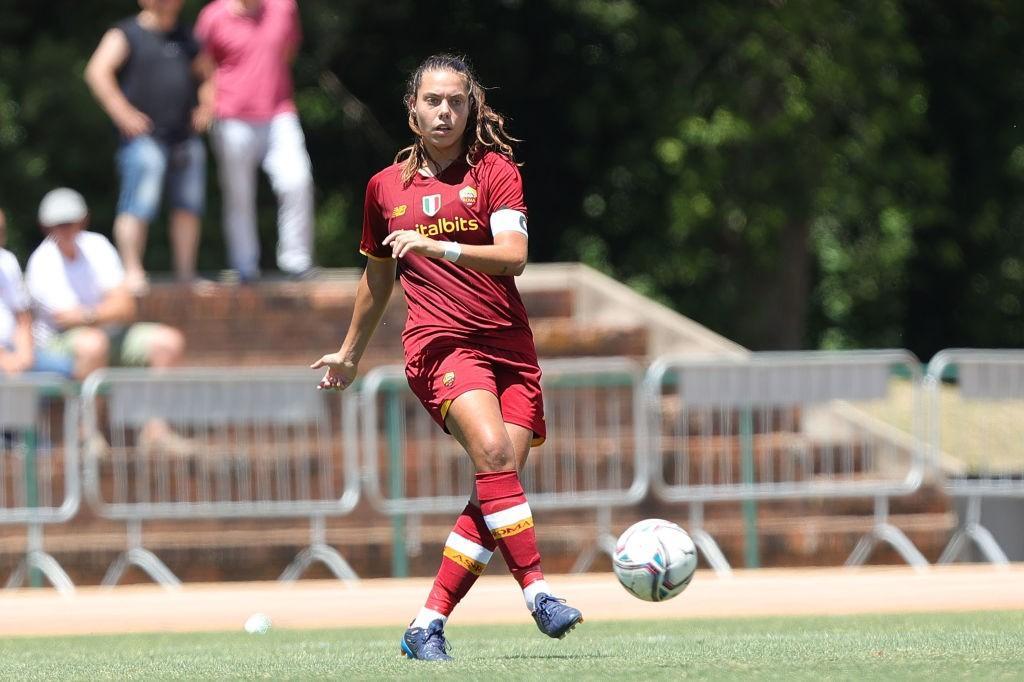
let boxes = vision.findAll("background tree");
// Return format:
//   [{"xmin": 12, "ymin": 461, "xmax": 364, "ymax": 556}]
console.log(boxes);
[{"xmin": 1, "ymin": 0, "xmax": 1022, "ymax": 360}]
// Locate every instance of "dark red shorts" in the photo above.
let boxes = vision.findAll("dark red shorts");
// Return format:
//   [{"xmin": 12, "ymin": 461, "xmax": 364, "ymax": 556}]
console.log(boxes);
[{"xmin": 405, "ymin": 343, "xmax": 546, "ymax": 446}]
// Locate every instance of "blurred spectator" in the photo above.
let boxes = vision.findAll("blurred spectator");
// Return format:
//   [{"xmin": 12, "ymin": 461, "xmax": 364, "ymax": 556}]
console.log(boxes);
[
  {"xmin": 0, "ymin": 208, "xmax": 74, "ymax": 378},
  {"xmin": 25, "ymin": 188, "xmax": 187, "ymax": 381},
  {"xmin": 85, "ymin": 0, "xmax": 212, "ymax": 295},
  {"xmin": 195, "ymin": 0, "xmax": 315, "ymax": 282},
  {"xmin": 26, "ymin": 189, "xmax": 196, "ymax": 456}
]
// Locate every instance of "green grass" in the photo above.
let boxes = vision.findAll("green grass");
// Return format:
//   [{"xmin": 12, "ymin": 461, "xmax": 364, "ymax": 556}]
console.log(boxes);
[{"xmin": 0, "ymin": 611, "xmax": 1022, "ymax": 680}]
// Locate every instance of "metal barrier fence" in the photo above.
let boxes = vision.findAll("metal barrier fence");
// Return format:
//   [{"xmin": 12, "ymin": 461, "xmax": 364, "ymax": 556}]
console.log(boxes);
[
  {"xmin": 360, "ymin": 357, "xmax": 647, "ymax": 576},
  {"xmin": 81, "ymin": 368, "xmax": 361, "ymax": 587},
  {"xmin": 4, "ymin": 348, "xmax": 1016, "ymax": 591},
  {"xmin": 0, "ymin": 374, "xmax": 79, "ymax": 595},
  {"xmin": 644, "ymin": 351, "xmax": 927, "ymax": 574},
  {"xmin": 927, "ymin": 350, "xmax": 1024, "ymax": 566}
]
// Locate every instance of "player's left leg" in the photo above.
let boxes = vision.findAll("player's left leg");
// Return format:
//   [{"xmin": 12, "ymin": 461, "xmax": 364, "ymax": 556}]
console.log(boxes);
[{"xmin": 446, "ymin": 392, "xmax": 583, "ymax": 639}]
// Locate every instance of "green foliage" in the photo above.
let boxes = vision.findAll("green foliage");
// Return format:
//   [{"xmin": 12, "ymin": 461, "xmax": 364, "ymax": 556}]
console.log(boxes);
[
  {"xmin": 1, "ymin": 1, "xmax": 1023, "ymax": 355},
  {"xmin": 554, "ymin": 0, "xmax": 945, "ymax": 349}
]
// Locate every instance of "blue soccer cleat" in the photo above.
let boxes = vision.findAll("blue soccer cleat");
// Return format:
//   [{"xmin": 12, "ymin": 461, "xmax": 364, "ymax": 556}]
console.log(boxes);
[
  {"xmin": 532, "ymin": 593, "xmax": 583, "ymax": 639},
  {"xmin": 400, "ymin": 619, "xmax": 453, "ymax": 661}
]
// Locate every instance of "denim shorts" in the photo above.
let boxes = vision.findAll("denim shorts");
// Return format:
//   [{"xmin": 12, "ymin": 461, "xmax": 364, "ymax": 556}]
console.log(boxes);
[{"xmin": 116, "ymin": 135, "xmax": 206, "ymax": 221}]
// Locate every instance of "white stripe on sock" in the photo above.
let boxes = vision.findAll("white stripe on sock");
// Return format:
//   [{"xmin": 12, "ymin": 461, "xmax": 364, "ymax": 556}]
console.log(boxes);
[
  {"xmin": 446, "ymin": 531, "xmax": 494, "ymax": 564},
  {"xmin": 483, "ymin": 502, "xmax": 532, "ymax": 530}
]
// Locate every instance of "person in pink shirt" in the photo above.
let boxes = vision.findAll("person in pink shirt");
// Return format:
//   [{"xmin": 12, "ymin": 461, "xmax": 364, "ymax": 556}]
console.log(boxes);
[{"xmin": 195, "ymin": 0, "xmax": 314, "ymax": 282}]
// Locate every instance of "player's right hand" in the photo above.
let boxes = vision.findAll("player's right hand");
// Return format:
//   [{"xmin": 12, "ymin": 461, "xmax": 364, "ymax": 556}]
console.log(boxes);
[{"xmin": 310, "ymin": 353, "xmax": 358, "ymax": 391}]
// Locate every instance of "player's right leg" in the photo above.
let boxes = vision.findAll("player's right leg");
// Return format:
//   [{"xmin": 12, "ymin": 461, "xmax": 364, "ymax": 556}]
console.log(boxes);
[{"xmin": 400, "ymin": 502, "xmax": 493, "ymax": 662}]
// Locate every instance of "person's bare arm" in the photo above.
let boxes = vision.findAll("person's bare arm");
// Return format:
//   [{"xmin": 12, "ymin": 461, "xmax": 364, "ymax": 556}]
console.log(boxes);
[
  {"xmin": 310, "ymin": 257, "xmax": 397, "ymax": 389},
  {"xmin": 84, "ymin": 28, "xmax": 153, "ymax": 138}
]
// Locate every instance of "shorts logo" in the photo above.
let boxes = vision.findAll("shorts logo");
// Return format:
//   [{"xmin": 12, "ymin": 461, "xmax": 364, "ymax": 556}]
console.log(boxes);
[
  {"xmin": 442, "ymin": 371, "xmax": 456, "ymax": 388},
  {"xmin": 459, "ymin": 186, "xmax": 478, "ymax": 207},
  {"xmin": 391, "ymin": 204, "xmax": 407, "ymax": 218},
  {"xmin": 422, "ymin": 194, "xmax": 441, "ymax": 217}
]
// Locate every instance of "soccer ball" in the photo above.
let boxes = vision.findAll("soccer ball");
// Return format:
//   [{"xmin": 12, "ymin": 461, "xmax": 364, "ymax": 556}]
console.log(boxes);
[{"xmin": 612, "ymin": 519, "xmax": 698, "ymax": 602}]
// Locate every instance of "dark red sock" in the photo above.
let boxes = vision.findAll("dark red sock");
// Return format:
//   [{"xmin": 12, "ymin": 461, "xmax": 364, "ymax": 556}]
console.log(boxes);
[
  {"xmin": 475, "ymin": 470, "xmax": 544, "ymax": 588},
  {"xmin": 424, "ymin": 503, "xmax": 496, "ymax": 616}
]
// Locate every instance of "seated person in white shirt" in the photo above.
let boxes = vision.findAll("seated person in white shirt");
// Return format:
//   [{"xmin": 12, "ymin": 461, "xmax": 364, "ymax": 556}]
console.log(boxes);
[
  {"xmin": 0, "ymin": 207, "xmax": 74, "ymax": 377},
  {"xmin": 26, "ymin": 188, "xmax": 195, "ymax": 456},
  {"xmin": 25, "ymin": 188, "xmax": 186, "ymax": 379}
]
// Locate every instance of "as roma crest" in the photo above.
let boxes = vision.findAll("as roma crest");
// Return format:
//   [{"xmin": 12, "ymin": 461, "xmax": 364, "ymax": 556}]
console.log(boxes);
[
  {"xmin": 459, "ymin": 186, "xmax": 478, "ymax": 207},
  {"xmin": 422, "ymin": 194, "xmax": 442, "ymax": 217},
  {"xmin": 442, "ymin": 371, "xmax": 456, "ymax": 388}
]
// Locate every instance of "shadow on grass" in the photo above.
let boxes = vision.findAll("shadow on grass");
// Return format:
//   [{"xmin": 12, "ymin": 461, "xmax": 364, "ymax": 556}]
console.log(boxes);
[{"xmin": 493, "ymin": 653, "xmax": 611, "ymax": 661}]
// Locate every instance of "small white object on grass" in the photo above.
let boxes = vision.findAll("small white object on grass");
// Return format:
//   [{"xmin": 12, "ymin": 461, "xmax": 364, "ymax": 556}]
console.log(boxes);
[{"xmin": 244, "ymin": 613, "xmax": 272, "ymax": 634}]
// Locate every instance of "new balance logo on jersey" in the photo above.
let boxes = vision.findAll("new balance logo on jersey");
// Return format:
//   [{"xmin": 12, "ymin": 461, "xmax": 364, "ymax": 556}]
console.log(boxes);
[
  {"xmin": 415, "ymin": 216, "xmax": 479, "ymax": 236},
  {"xmin": 422, "ymin": 194, "xmax": 441, "ymax": 217}
]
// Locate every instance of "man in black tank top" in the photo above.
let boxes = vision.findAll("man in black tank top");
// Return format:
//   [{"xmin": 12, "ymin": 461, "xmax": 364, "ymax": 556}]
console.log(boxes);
[{"xmin": 85, "ymin": 0, "xmax": 213, "ymax": 295}]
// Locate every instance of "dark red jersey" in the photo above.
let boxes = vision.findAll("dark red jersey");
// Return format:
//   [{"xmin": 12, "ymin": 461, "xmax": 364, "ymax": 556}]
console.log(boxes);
[{"xmin": 360, "ymin": 151, "xmax": 534, "ymax": 357}]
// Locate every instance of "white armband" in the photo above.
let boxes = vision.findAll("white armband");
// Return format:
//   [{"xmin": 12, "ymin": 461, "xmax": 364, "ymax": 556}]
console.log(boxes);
[{"xmin": 490, "ymin": 209, "xmax": 528, "ymax": 237}]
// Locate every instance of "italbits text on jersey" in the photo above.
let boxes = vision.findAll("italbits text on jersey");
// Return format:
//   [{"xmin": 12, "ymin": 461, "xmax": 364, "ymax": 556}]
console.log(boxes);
[{"xmin": 414, "ymin": 216, "xmax": 480, "ymax": 237}]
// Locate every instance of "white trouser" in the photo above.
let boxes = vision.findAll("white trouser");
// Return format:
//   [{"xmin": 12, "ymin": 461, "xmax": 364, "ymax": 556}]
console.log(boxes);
[{"xmin": 211, "ymin": 113, "xmax": 314, "ymax": 277}]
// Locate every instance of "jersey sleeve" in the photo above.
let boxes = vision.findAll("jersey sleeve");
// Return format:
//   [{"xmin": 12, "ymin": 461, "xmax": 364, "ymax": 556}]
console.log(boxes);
[
  {"xmin": 484, "ymin": 154, "xmax": 527, "ymax": 217},
  {"xmin": 358, "ymin": 175, "xmax": 392, "ymax": 260}
]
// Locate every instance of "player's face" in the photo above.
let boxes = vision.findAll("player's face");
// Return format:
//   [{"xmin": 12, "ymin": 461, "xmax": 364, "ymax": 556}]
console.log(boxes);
[{"xmin": 413, "ymin": 70, "xmax": 470, "ymax": 156}]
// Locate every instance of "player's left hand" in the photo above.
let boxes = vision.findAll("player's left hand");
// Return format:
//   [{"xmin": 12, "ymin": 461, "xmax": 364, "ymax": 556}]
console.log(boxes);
[{"xmin": 382, "ymin": 230, "xmax": 443, "ymax": 260}]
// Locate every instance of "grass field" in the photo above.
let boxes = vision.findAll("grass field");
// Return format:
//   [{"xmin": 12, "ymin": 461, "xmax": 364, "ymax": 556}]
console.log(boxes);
[{"xmin": 0, "ymin": 611, "xmax": 1021, "ymax": 680}]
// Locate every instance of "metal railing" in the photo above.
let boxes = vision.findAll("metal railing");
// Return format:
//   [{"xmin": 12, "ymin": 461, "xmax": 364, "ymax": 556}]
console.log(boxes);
[
  {"xmin": 927, "ymin": 349, "xmax": 1024, "ymax": 566},
  {"xmin": 3, "ymin": 347, "xmax": 1019, "ymax": 591},
  {"xmin": 81, "ymin": 367, "xmax": 361, "ymax": 588},
  {"xmin": 0, "ymin": 374, "xmax": 79, "ymax": 594},
  {"xmin": 644, "ymin": 351, "xmax": 928, "ymax": 574},
  {"xmin": 360, "ymin": 357, "xmax": 648, "ymax": 576}
]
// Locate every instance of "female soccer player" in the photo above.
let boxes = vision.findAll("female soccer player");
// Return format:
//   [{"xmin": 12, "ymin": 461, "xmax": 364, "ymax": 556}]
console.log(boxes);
[{"xmin": 311, "ymin": 54, "xmax": 582, "ymax": 661}]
